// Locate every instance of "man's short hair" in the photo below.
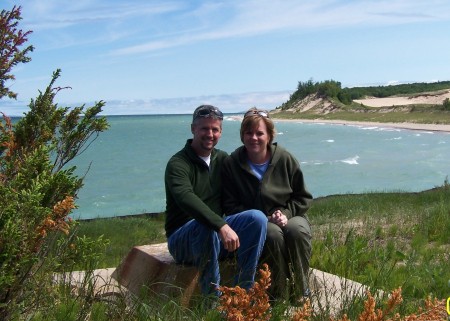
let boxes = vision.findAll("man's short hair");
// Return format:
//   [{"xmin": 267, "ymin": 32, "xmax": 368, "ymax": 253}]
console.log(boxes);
[{"xmin": 192, "ymin": 105, "xmax": 223, "ymax": 122}]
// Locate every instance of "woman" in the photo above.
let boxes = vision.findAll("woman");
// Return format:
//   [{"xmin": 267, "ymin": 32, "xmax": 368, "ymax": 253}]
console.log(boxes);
[{"xmin": 222, "ymin": 107, "xmax": 313, "ymax": 302}]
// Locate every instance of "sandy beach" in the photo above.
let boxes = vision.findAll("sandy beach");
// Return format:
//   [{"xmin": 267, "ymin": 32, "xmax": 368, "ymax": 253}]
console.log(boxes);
[{"xmin": 272, "ymin": 118, "xmax": 450, "ymax": 133}]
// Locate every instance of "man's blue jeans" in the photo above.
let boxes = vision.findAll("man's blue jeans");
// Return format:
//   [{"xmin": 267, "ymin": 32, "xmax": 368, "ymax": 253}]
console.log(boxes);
[{"xmin": 167, "ymin": 210, "xmax": 267, "ymax": 296}]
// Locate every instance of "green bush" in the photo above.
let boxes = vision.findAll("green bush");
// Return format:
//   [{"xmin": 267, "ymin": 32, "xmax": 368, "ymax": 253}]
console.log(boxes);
[{"xmin": 0, "ymin": 6, "xmax": 109, "ymax": 319}]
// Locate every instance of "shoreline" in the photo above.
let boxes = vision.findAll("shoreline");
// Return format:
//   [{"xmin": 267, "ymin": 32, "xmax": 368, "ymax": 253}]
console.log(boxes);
[
  {"xmin": 79, "ymin": 186, "xmax": 444, "ymax": 221},
  {"xmin": 271, "ymin": 118, "xmax": 450, "ymax": 133}
]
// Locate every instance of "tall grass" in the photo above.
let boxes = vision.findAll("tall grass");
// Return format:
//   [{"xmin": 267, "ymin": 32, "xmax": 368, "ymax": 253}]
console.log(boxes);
[
  {"xmin": 309, "ymin": 184, "xmax": 449, "ymax": 317},
  {"xmin": 63, "ymin": 184, "xmax": 449, "ymax": 319},
  {"xmin": 75, "ymin": 214, "xmax": 166, "ymax": 268}
]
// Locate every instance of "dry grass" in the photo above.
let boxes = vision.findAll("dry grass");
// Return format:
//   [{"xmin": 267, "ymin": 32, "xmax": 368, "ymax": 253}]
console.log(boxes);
[
  {"xmin": 217, "ymin": 263, "xmax": 272, "ymax": 321},
  {"xmin": 217, "ymin": 265, "xmax": 447, "ymax": 321}
]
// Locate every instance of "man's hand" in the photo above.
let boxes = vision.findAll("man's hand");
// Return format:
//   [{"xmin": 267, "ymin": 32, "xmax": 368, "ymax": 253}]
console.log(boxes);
[
  {"xmin": 269, "ymin": 210, "xmax": 287, "ymax": 227},
  {"xmin": 218, "ymin": 224, "xmax": 240, "ymax": 252}
]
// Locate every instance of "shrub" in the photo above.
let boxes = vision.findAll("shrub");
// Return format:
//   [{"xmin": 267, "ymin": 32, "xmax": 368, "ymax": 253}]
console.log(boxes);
[{"xmin": 0, "ymin": 5, "xmax": 109, "ymax": 319}]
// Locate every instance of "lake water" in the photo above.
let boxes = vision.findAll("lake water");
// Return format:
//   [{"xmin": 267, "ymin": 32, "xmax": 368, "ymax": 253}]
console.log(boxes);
[{"xmin": 70, "ymin": 114, "xmax": 450, "ymax": 219}]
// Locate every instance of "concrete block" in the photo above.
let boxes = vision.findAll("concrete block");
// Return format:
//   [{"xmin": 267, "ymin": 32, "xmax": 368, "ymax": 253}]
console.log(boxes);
[
  {"xmin": 112, "ymin": 242, "xmax": 379, "ymax": 312},
  {"xmin": 112, "ymin": 243, "xmax": 200, "ymax": 305}
]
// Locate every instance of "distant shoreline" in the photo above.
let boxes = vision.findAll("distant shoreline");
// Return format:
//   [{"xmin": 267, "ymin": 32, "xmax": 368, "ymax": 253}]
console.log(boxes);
[
  {"xmin": 271, "ymin": 118, "xmax": 450, "ymax": 133},
  {"xmin": 9, "ymin": 114, "xmax": 450, "ymax": 133}
]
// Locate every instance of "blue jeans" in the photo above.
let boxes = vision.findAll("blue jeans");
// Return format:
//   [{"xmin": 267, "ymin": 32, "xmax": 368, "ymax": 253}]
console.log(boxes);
[{"xmin": 167, "ymin": 210, "xmax": 267, "ymax": 296}]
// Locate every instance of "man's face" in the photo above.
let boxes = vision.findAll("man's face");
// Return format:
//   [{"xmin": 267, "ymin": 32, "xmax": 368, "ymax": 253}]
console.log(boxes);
[{"xmin": 191, "ymin": 117, "xmax": 222, "ymax": 156}]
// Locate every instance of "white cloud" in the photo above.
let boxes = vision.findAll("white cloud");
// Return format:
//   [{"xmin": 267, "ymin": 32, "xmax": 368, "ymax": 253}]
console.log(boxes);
[
  {"xmin": 0, "ymin": 90, "xmax": 291, "ymax": 116},
  {"xmin": 386, "ymin": 80, "xmax": 401, "ymax": 86},
  {"xmin": 7, "ymin": 0, "xmax": 450, "ymax": 55},
  {"xmin": 101, "ymin": 91, "xmax": 291, "ymax": 115},
  {"xmin": 110, "ymin": 0, "xmax": 450, "ymax": 56}
]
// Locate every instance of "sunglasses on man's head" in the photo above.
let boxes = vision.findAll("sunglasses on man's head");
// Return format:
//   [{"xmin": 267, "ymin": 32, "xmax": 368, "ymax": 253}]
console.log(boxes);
[
  {"xmin": 193, "ymin": 106, "xmax": 224, "ymax": 120},
  {"xmin": 244, "ymin": 109, "xmax": 270, "ymax": 118}
]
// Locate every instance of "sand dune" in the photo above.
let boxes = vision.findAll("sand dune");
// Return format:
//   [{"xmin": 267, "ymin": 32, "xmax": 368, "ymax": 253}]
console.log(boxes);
[
  {"xmin": 354, "ymin": 90, "xmax": 450, "ymax": 107},
  {"xmin": 271, "ymin": 90, "xmax": 450, "ymax": 133}
]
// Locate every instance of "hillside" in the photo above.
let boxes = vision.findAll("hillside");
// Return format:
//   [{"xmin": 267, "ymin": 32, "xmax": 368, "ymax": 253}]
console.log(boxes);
[
  {"xmin": 272, "ymin": 80, "xmax": 450, "ymax": 124},
  {"xmin": 273, "ymin": 89, "xmax": 450, "ymax": 114}
]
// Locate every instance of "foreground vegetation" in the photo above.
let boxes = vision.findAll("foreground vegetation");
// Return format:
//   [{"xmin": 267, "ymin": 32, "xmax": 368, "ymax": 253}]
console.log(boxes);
[
  {"xmin": 0, "ymin": 6, "xmax": 109, "ymax": 319},
  {"xmin": 72, "ymin": 183, "xmax": 450, "ymax": 319}
]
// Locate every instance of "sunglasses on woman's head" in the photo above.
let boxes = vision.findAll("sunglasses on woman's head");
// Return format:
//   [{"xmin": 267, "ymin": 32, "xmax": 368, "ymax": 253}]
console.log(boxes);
[{"xmin": 244, "ymin": 109, "xmax": 270, "ymax": 118}]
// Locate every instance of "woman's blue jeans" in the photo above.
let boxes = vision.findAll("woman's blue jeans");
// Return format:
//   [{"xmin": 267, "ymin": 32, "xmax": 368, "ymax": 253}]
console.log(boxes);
[{"xmin": 167, "ymin": 210, "xmax": 267, "ymax": 296}]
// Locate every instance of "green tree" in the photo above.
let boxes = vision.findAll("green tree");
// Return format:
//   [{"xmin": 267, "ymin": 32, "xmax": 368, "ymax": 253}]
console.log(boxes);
[
  {"xmin": 294, "ymin": 78, "xmax": 316, "ymax": 100},
  {"xmin": 316, "ymin": 79, "xmax": 341, "ymax": 98},
  {"xmin": 0, "ymin": 6, "xmax": 109, "ymax": 319}
]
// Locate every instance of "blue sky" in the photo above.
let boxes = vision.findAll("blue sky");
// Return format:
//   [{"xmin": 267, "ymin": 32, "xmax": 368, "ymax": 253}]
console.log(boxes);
[{"xmin": 1, "ymin": 0, "xmax": 450, "ymax": 116}]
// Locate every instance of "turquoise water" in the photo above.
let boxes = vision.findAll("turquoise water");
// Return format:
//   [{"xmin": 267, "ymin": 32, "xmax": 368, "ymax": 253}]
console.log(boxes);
[{"xmin": 70, "ymin": 115, "xmax": 450, "ymax": 219}]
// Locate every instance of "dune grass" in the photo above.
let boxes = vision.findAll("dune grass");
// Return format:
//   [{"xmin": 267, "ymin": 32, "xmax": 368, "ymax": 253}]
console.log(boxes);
[{"xmin": 308, "ymin": 185, "xmax": 450, "ymax": 314}]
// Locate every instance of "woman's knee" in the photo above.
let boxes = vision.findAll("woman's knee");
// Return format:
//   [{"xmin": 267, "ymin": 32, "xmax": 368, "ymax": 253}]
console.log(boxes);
[
  {"xmin": 285, "ymin": 216, "xmax": 312, "ymax": 245},
  {"xmin": 266, "ymin": 222, "xmax": 285, "ymax": 245},
  {"xmin": 286, "ymin": 216, "xmax": 311, "ymax": 239}
]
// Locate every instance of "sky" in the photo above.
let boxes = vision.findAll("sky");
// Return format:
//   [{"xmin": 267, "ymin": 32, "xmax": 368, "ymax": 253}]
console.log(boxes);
[{"xmin": 1, "ymin": 0, "xmax": 450, "ymax": 116}]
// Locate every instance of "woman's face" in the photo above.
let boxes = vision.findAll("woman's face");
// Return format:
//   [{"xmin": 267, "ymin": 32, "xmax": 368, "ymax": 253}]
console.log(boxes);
[{"xmin": 243, "ymin": 118, "xmax": 270, "ymax": 156}]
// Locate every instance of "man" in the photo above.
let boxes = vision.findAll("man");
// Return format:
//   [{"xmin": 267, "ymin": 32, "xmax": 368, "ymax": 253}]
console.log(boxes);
[{"xmin": 164, "ymin": 105, "xmax": 267, "ymax": 297}]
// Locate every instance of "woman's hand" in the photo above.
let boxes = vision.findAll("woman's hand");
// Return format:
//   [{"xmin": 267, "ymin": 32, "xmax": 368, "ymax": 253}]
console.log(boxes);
[{"xmin": 269, "ymin": 210, "xmax": 287, "ymax": 227}]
